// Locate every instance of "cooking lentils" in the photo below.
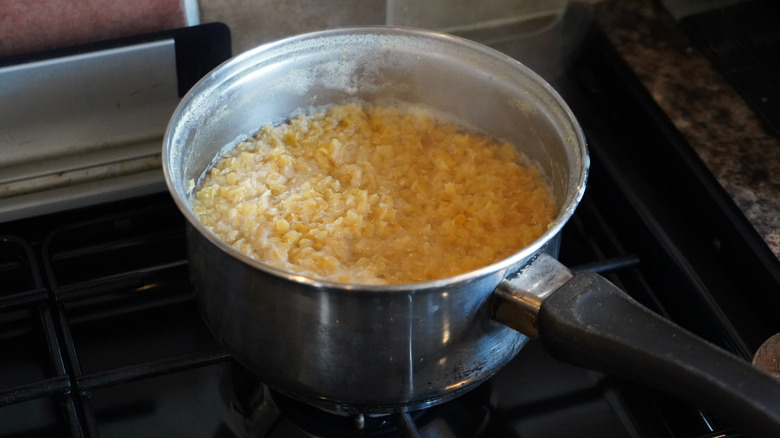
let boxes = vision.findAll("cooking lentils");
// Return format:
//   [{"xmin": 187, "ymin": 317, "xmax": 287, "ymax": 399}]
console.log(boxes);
[{"xmin": 191, "ymin": 103, "xmax": 556, "ymax": 284}]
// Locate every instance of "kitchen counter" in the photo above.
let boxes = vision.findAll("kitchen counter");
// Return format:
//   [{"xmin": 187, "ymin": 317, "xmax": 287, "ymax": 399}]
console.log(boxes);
[{"xmin": 590, "ymin": 0, "xmax": 780, "ymax": 260}]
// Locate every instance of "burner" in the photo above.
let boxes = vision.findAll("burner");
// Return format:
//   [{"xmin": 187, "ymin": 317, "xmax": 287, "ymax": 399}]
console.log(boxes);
[{"xmin": 218, "ymin": 363, "xmax": 491, "ymax": 437}]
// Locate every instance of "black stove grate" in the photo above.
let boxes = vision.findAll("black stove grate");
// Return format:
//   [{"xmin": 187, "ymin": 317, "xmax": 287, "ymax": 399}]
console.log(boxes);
[
  {"xmin": 0, "ymin": 194, "xmax": 232, "ymax": 437},
  {"xmin": 679, "ymin": 0, "xmax": 780, "ymax": 141},
  {"xmin": 0, "ymin": 24, "xmax": 778, "ymax": 438}
]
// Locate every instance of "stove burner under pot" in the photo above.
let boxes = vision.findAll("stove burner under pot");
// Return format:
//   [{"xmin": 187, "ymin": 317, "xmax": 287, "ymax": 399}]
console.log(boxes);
[{"xmin": 218, "ymin": 363, "xmax": 491, "ymax": 437}]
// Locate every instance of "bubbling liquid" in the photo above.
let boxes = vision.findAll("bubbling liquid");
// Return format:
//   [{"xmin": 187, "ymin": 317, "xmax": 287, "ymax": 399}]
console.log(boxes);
[{"xmin": 191, "ymin": 102, "xmax": 556, "ymax": 284}]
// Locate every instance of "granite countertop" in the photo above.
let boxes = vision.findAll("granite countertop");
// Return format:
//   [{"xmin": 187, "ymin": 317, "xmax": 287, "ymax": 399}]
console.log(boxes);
[{"xmin": 590, "ymin": 0, "xmax": 780, "ymax": 260}]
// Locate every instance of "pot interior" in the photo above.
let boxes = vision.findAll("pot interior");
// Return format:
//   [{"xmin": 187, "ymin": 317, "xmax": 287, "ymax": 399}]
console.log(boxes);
[{"xmin": 164, "ymin": 26, "xmax": 587, "ymax": 279}]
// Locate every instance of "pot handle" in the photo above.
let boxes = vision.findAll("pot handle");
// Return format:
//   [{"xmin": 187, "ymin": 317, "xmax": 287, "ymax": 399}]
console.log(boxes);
[{"xmin": 491, "ymin": 253, "xmax": 780, "ymax": 436}]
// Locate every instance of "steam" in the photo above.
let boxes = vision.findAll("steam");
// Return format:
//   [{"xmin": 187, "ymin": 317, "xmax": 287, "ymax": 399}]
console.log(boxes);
[{"xmin": 480, "ymin": 3, "xmax": 594, "ymax": 83}]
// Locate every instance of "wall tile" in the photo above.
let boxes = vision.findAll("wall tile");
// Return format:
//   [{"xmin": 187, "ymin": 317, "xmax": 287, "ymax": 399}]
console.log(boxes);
[{"xmin": 199, "ymin": 0, "xmax": 386, "ymax": 54}]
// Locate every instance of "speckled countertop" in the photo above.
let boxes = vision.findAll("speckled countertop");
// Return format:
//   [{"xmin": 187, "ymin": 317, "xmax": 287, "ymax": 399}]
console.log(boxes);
[{"xmin": 589, "ymin": 0, "xmax": 780, "ymax": 260}]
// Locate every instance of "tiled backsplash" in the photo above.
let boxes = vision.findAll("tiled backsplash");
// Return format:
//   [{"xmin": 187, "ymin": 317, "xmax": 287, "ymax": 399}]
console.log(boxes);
[
  {"xmin": 199, "ymin": 0, "xmax": 386, "ymax": 54},
  {"xmin": 198, "ymin": 0, "xmax": 571, "ymax": 55},
  {"xmin": 0, "ymin": 0, "xmax": 584, "ymax": 59}
]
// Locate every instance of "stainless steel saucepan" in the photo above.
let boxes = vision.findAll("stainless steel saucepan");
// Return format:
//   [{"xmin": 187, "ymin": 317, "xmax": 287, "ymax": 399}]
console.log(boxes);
[{"xmin": 163, "ymin": 26, "xmax": 780, "ymax": 435}]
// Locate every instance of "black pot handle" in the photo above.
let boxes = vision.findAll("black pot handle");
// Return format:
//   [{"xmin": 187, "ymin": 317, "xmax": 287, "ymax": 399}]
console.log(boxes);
[{"xmin": 491, "ymin": 253, "xmax": 780, "ymax": 437}]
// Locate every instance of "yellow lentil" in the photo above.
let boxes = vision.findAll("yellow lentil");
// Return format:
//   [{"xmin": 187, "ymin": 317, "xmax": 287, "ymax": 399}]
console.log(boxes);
[{"xmin": 191, "ymin": 103, "xmax": 556, "ymax": 284}]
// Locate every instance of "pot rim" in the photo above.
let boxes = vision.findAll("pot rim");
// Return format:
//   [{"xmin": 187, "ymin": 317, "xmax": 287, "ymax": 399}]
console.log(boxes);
[{"xmin": 163, "ymin": 25, "xmax": 589, "ymax": 293}]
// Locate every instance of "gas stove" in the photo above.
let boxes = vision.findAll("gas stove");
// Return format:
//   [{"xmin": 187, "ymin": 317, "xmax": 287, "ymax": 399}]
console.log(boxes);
[{"xmin": 2, "ymin": 9, "xmax": 780, "ymax": 438}]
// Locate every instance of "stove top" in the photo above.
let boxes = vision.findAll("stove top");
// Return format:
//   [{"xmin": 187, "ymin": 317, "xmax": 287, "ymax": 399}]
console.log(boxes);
[{"xmin": 1, "ymin": 12, "xmax": 780, "ymax": 438}]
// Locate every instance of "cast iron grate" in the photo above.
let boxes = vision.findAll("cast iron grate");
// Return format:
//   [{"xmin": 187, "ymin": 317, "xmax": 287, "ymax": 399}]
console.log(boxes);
[{"xmin": 679, "ymin": 0, "xmax": 780, "ymax": 141}]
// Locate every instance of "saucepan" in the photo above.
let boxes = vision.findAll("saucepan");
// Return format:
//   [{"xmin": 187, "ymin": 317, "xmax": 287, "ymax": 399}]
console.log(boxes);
[{"xmin": 162, "ymin": 26, "xmax": 780, "ymax": 435}]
